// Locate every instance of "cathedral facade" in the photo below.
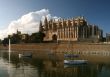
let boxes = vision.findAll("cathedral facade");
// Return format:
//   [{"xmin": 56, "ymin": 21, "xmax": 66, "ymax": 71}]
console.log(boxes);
[{"xmin": 39, "ymin": 16, "xmax": 103, "ymax": 42}]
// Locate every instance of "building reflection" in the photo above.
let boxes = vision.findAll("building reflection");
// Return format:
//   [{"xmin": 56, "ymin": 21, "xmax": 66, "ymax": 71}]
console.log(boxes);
[
  {"xmin": 42, "ymin": 59, "xmax": 105, "ymax": 77},
  {"xmin": 0, "ymin": 51, "xmax": 110, "ymax": 77}
]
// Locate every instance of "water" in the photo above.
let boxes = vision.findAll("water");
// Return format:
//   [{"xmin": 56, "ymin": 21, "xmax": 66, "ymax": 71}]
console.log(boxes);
[{"xmin": 0, "ymin": 50, "xmax": 110, "ymax": 77}]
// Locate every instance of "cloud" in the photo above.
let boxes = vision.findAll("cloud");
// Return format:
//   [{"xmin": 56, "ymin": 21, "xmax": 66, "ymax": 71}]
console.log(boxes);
[{"xmin": 0, "ymin": 9, "xmax": 59, "ymax": 40}]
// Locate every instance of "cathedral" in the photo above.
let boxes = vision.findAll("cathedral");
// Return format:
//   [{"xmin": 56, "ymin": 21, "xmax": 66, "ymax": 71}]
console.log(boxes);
[{"xmin": 39, "ymin": 16, "xmax": 103, "ymax": 42}]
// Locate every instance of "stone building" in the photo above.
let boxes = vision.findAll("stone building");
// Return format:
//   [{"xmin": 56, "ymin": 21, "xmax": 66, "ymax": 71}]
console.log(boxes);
[
  {"xmin": 106, "ymin": 33, "xmax": 110, "ymax": 42},
  {"xmin": 39, "ymin": 16, "xmax": 103, "ymax": 42}
]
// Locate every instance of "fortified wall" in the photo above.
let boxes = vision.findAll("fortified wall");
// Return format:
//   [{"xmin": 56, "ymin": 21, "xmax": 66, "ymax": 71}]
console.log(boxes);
[{"xmin": 0, "ymin": 43, "xmax": 110, "ymax": 52}]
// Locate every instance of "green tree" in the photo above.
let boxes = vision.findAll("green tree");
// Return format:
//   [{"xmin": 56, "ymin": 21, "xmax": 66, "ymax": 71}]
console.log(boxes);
[
  {"xmin": 10, "ymin": 34, "xmax": 21, "ymax": 44},
  {"xmin": 30, "ymin": 32, "xmax": 45, "ymax": 43},
  {"xmin": 0, "ymin": 39, "xmax": 2, "ymax": 44},
  {"xmin": 2, "ymin": 38, "xmax": 9, "ymax": 46}
]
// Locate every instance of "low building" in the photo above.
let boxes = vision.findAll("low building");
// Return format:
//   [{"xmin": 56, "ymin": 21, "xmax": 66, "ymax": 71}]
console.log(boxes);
[{"xmin": 106, "ymin": 33, "xmax": 110, "ymax": 42}]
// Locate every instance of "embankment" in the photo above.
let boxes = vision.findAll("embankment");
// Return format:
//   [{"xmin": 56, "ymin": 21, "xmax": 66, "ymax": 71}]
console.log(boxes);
[
  {"xmin": 0, "ymin": 43, "xmax": 110, "ymax": 52},
  {"xmin": 1, "ymin": 43, "xmax": 110, "ymax": 62}
]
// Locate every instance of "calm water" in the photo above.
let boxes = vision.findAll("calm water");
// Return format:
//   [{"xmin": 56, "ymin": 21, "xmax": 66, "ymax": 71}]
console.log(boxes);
[{"xmin": 0, "ymin": 50, "xmax": 110, "ymax": 77}]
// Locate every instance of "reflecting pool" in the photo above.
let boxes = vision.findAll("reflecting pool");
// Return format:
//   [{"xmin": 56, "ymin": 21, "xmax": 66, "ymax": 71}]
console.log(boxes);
[{"xmin": 0, "ymin": 50, "xmax": 110, "ymax": 77}]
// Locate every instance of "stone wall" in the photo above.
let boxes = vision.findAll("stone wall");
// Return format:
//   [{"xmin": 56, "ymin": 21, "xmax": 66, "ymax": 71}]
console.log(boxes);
[{"xmin": 0, "ymin": 43, "xmax": 110, "ymax": 52}]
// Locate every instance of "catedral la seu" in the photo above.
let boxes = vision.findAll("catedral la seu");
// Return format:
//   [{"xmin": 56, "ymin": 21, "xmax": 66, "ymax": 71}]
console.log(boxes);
[{"xmin": 41, "ymin": 16, "xmax": 103, "ymax": 43}]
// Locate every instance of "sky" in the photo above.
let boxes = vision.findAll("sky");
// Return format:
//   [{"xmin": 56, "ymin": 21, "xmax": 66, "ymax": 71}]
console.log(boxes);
[{"xmin": 0, "ymin": 0, "xmax": 110, "ymax": 39}]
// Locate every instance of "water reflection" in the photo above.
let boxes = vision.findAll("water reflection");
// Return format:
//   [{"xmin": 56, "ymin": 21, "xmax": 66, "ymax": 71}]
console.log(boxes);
[{"xmin": 0, "ymin": 50, "xmax": 110, "ymax": 77}]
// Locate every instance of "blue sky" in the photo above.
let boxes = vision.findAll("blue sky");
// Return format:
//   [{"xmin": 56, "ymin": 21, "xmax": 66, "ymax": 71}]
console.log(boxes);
[{"xmin": 0, "ymin": 0, "xmax": 110, "ymax": 38}]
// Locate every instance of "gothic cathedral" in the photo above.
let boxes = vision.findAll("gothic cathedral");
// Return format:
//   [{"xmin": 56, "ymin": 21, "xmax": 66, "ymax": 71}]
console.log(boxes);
[{"xmin": 39, "ymin": 16, "xmax": 103, "ymax": 42}]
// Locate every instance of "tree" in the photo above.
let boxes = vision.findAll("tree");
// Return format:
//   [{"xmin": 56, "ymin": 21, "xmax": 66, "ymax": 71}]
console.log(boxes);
[
  {"xmin": 0, "ymin": 39, "xmax": 2, "ymax": 44},
  {"xmin": 10, "ymin": 34, "xmax": 21, "ymax": 44},
  {"xmin": 30, "ymin": 32, "xmax": 45, "ymax": 43},
  {"xmin": 2, "ymin": 38, "xmax": 9, "ymax": 46}
]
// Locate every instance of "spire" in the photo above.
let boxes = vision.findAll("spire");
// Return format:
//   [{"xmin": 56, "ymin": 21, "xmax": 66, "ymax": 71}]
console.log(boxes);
[
  {"xmin": 57, "ymin": 19, "xmax": 61, "ymax": 28},
  {"xmin": 72, "ymin": 18, "xmax": 75, "ymax": 26},
  {"xmin": 17, "ymin": 29, "xmax": 19, "ymax": 33},
  {"xmin": 81, "ymin": 16, "xmax": 84, "ymax": 19},
  {"xmin": 44, "ymin": 16, "xmax": 48, "ymax": 24},
  {"xmin": 17, "ymin": 29, "xmax": 21, "ymax": 35},
  {"xmin": 44, "ymin": 16, "xmax": 48, "ymax": 30},
  {"xmin": 39, "ymin": 21, "xmax": 43, "ymax": 32},
  {"xmin": 40, "ymin": 20, "xmax": 42, "ymax": 26}
]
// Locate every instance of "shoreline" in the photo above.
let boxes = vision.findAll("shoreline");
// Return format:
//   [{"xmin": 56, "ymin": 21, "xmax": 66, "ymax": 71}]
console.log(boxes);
[
  {"xmin": 0, "ymin": 43, "xmax": 110, "ymax": 63},
  {"xmin": 0, "ymin": 43, "xmax": 110, "ymax": 52}
]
